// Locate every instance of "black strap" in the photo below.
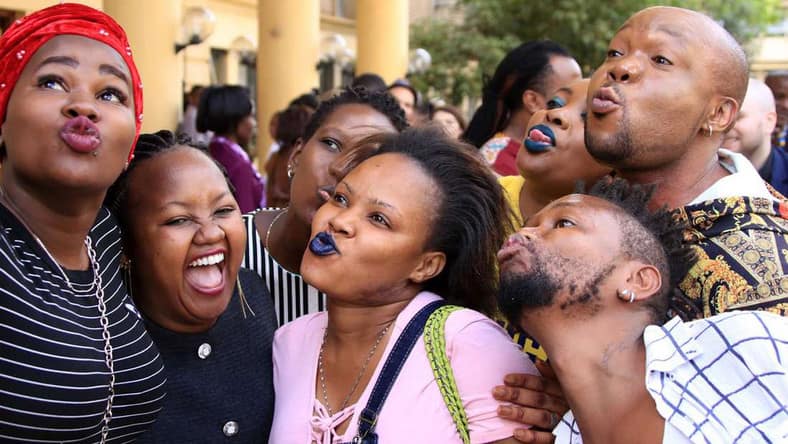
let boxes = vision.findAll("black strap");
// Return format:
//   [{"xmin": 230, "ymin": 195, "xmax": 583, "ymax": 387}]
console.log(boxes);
[{"xmin": 348, "ymin": 299, "xmax": 445, "ymax": 444}]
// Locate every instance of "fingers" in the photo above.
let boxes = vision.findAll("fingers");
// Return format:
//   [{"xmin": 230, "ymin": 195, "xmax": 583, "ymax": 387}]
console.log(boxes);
[
  {"xmin": 512, "ymin": 428, "xmax": 556, "ymax": 444},
  {"xmin": 497, "ymin": 404, "xmax": 561, "ymax": 430},
  {"xmin": 502, "ymin": 372, "xmax": 565, "ymax": 400},
  {"xmin": 534, "ymin": 360, "xmax": 555, "ymax": 379},
  {"xmin": 493, "ymin": 385, "xmax": 567, "ymax": 415}
]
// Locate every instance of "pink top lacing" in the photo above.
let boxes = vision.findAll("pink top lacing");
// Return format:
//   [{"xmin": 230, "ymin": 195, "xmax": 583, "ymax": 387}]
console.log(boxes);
[{"xmin": 310, "ymin": 400, "xmax": 356, "ymax": 444}]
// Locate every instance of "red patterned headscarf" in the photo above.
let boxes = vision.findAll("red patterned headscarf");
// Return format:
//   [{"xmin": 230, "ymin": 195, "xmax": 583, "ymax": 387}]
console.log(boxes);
[{"xmin": 0, "ymin": 3, "xmax": 143, "ymax": 159}]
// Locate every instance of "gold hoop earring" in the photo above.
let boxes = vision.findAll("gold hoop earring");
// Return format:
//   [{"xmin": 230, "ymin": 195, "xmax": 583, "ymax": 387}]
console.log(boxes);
[{"xmin": 707, "ymin": 123, "xmax": 713, "ymax": 137}]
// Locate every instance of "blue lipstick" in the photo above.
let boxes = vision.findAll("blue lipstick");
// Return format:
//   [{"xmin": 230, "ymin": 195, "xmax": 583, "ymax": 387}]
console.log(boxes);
[
  {"xmin": 524, "ymin": 124, "xmax": 556, "ymax": 153},
  {"xmin": 309, "ymin": 231, "xmax": 339, "ymax": 256}
]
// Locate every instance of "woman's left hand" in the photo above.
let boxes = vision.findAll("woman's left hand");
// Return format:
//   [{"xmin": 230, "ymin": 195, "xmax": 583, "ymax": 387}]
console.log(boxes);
[{"xmin": 493, "ymin": 361, "xmax": 569, "ymax": 444}]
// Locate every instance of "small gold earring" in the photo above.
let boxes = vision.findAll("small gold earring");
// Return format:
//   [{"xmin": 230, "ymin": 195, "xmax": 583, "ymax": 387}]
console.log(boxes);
[{"xmin": 707, "ymin": 123, "xmax": 713, "ymax": 137}]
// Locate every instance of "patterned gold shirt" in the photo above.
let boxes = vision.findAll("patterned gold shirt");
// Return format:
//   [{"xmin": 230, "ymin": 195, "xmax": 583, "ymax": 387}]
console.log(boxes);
[{"xmin": 676, "ymin": 194, "xmax": 788, "ymax": 319}]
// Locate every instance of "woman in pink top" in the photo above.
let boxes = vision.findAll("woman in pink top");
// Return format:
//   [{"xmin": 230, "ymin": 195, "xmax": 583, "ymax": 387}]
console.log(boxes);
[{"xmin": 270, "ymin": 128, "xmax": 537, "ymax": 443}]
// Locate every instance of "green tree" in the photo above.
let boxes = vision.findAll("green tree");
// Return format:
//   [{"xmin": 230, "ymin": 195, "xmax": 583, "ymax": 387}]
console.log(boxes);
[{"xmin": 410, "ymin": 0, "xmax": 784, "ymax": 105}]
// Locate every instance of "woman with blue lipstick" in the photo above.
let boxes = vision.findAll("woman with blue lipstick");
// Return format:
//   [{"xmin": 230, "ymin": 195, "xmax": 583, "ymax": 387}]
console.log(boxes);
[
  {"xmin": 270, "ymin": 128, "xmax": 537, "ymax": 443},
  {"xmin": 495, "ymin": 79, "xmax": 612, "ymax": 381},
  {"xmin": 500, "ymin": 79, "xmax": 611, "ymax": 228},
  {"xmin": 242, "ymin": 88, "xmax": 407, "ymax": 325},
  {"xmin": 465, "ymin": 40, "xmax": 581, "ymax": 176}
]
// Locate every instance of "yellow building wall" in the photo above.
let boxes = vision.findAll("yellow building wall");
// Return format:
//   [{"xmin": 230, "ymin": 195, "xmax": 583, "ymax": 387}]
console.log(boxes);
[{"xmin": 181, "ymin": 0, "xmax": 259, "ymax": 89}]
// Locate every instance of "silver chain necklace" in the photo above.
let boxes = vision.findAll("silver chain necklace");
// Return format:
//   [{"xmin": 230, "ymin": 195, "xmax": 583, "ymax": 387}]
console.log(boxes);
[
  {"xmin": 317, "ymin": 323, "xmax": 392, "ymax": 416},
  {"xmin": 0, "ymin": 190, "xmax": 115, "ymax": 443}
]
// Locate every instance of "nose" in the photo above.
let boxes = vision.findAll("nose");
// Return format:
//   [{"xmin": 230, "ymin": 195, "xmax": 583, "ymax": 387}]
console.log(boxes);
[
  {"xmin": 607, "ymin": 54, "xmax": 642, "ymax": 84},
  {"xmin": 195, "ymin": 220, "xmax": 226, "ymax": 244},
  {"xmin": 62, "ymin": 90, "xmax": 99, "ymax": 121},
  {"xmin": 327, "ymin": 209, "xmax": 355, "ymax": 238},
  {"xmin": 545, "ymin": 109, "xmax": 569, "ymax": 130},
  {"xmin": 516, "ymin": 225, "xmax": 540, "ymax": 241}
]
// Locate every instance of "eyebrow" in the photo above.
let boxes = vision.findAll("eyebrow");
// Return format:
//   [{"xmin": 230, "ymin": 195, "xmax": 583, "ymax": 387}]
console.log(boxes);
[
  {"xmin": 99, "ymin": 63, "xmax": 129, "ymax": 84},
  {"xmin": 159, "ymin": 191, "xmax": 233, "ymax": 211},
  {"xmin": 523, "ymin": 200, "xmax": 581, "ymax": 226},
  {"xmin": 339, "ymin": 180, "xmax": 401, "ymax": 216},
  {"xmin": 37, "ymin": 56, "xmax": 129, "ymax": 84},
  {"xmin": 339, "ymin": 181, "xmax": 353, "ymax": 194},
  {"xmin": 38, "ymin": 55, "xmax": 78, "ymax": 70}
]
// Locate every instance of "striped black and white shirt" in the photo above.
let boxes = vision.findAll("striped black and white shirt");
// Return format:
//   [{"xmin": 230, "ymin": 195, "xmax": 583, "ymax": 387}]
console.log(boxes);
[
  {"xmin": 242, "ymin": 211, "xmax": 326, "ymax": 325},
  {"xmin": 0, "ymin": 205, "xmax": 166, "ymax": 443}
]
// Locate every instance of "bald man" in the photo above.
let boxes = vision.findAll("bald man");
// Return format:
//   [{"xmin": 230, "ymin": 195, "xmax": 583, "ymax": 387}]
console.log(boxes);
[
  {"xmin": 585, "ymin": 6, "xmax": 788, "ymax": 317},
  {"xmin": 723, "ymin": 78, "xmax": 788, "ymax": 196},
  {"xmin": 765, "ymin": 71, "xmax": 788, "ymax": 148}
]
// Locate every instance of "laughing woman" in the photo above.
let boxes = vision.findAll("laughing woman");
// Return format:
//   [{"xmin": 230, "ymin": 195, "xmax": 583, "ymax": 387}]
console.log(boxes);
[
  {"xmin": 0, "ymin": 5, "xmax": 166, "ymax": 442},
  {"xmin": 270, "ymin": 128, "xmax": 537, "ymax": 443},
  {"xmin": 106, "ymin": 131, "xmax": 277, "ymax": 443}
]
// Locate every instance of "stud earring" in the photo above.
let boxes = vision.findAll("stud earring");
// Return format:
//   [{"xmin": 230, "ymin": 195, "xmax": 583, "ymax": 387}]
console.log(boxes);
[{"xmin": 616, "ymin": 288, "xmax": 636, "ymax": 303}]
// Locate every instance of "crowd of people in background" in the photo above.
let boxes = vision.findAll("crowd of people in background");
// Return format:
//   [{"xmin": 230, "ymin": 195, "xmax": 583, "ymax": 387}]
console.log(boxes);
[{"xmin": 0, "ymin": 3, "xmax": 786, "ymax": 444}]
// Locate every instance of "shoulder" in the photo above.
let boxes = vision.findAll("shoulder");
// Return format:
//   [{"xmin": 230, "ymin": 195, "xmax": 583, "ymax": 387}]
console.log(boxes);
[
  {"xmin": 689, "ymin": 311, "xmax": 788, "ymax": 346},
  {"xmin": 480, "ymin": 134, "xmax": 510, "ymax": 151},
  {"xmin": 442, "ymin": 306, "xmax": 536, "ymax": 372},
  {"xmin": 498, "ymin": 175, "xmax": 525, "ymax": 191},
  {"xmin": 274, "ymin": 311, "xmax": 326, "ymax": 345}
]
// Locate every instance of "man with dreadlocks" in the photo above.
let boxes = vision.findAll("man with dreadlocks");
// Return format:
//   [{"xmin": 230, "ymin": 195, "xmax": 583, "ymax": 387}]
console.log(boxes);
[{"xmin": 498, "ymin": 178, "xmax": 788, "ymax": 443}]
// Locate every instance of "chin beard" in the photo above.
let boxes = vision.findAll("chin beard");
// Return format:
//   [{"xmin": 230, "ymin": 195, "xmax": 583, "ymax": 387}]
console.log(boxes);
[
  {"xmin": 498, "ymin": 266, "xmax": 561, "ymax": 329},
  {"xmin": 584, "ymin": 105, "xmax": 637, "ymax": 167}
]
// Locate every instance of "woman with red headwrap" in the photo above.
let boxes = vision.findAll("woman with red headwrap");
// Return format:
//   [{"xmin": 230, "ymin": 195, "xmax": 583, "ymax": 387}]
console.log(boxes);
[{"xmin": 0, "ymin": 4, "xmax": 165, "ymax": 442}]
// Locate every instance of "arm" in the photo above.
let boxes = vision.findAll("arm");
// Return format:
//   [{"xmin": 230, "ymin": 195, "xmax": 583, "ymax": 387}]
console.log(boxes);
[
  {"xmin": 445, "ymin": 314, "xmax": 539, "ymax": 444},
  {"xmin": 493, "ymin": 361, "xmax": 569, "ymax": 444}
]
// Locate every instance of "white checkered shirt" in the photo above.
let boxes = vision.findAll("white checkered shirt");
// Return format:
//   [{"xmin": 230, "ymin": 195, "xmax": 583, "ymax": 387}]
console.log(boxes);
[{"xmin": 553, "ymin": 311, "xmax": 788, "ymax": 443}]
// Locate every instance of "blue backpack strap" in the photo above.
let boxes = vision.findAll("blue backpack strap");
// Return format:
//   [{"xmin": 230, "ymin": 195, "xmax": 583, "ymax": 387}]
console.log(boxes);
[{"xmin": 349, "ymin": 299, "xmax": 445, "ymax": 444}]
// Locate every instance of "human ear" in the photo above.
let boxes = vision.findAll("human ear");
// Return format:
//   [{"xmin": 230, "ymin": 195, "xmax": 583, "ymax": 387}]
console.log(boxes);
[
  {"xmin": 622, "ymin": 262, "xmax": 662, "ymax": 303},
  {"xmin": 765, "ymin": 110, "xmax": 778, "ymax": 134},
  {"xmin": 409, "ymin": 251, "xmax": 447, "ymax": 284},
  {"xmin": 708, "ymin": 97, "xmax": 738, "ymax": 133},
  {"xmin": 288, "ymin": 138, "xmax": 304, "ymax": 169},
  {"xmin": 522, "ymin": 90, "xmax": 546, "ymax": 115}
]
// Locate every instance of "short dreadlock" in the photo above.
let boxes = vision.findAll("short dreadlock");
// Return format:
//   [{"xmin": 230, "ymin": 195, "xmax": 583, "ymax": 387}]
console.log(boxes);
[{"xmin": 585, "ymin": 178, "xmax": 698, "ymax": 323}]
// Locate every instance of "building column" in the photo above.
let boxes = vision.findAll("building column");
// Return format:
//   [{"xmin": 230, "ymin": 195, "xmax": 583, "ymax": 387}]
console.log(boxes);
[
  {"xmin": 257, "ymin": 0, "xmax": 319, "ymax": 162},
  {"xmin": 355, "ymin": 0, "xmax": 409, "ymax": 85},
  {"xmin": 104, "ymin": 0, "xmax": 181, "ymax": 134}
]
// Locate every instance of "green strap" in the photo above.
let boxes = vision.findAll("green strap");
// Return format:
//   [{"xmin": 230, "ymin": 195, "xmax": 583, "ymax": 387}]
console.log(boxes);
[{"xmin": 424, "ymin": 304, "xmax": 470, "ymax": 444}]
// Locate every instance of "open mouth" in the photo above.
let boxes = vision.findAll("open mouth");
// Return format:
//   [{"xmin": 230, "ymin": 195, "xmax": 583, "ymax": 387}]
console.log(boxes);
[
  {"xmin": 309, "ymin": 231, "xmax": 339, "ymax": 256},
  {"xmin": 184, "ymin": 252, "xmax": 226, "ymax": 295},
  {"xmin": 524, "ymin": 124, "xmax": 556, "ymax": 153}
]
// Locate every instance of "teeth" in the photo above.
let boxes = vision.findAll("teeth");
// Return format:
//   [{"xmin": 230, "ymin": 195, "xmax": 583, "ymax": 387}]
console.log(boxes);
[{"xmin": 188, "ymin": 253, "xmax": 224, "ymax": 267}]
